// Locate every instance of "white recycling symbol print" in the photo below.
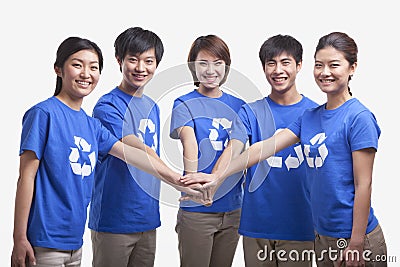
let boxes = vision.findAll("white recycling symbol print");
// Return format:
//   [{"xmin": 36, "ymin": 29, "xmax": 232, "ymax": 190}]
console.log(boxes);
[
  {"xmin": 137, "ymin": 119, "xmax": 158, "ymax": 151},
  {"xmin": 69, "ymin": 136, "xmax": 96, "ymax": 179},
  {"xmin": 209, "ymin": 118, "xmax": 232, "ymax": 151},
  {"xmin": 266, "ymin": 129, "xmax": 304, "ymax": 170},
  {"xmin": 304, "ymin": 132, "xmax": 329, "ymax": 168}
]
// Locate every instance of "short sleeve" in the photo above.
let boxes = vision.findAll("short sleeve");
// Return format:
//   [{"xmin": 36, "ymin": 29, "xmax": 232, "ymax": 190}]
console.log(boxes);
[
  {"xmin": 287, "ymin": 113, "xmax": 302, "ymax": 138},
  {"xmin": 349, "ymin": 111, "xmax": 381, "ymax": 151},
  {"xmin": 19, "ymin": 107, "xmax": 49, "ymax": 159},
  {"xmin": 169, "ymin": 99, "xmax": 194, "ymax": 139},
  {"xmin": 95, "ymin": 119, "xmax": 119, "ymax": 159},
  {"xmin": 93, "ymin": 100, "xmax": 124, "ymax": 140},
  {"xmin": 229, "ymin": 107, "xmax": 249, "ymax": 144}
]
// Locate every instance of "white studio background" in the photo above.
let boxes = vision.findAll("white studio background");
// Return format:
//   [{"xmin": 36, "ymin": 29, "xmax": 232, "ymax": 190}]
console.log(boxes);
[{"xmin": 1, "ymin": 1, "xmax": 398, "ymax": 266}]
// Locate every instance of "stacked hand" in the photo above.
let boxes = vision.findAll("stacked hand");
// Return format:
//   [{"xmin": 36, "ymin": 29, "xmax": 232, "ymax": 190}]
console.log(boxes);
[{"xmin": 178, "ymin": 173, "xmax": 220, "ymax": 206}]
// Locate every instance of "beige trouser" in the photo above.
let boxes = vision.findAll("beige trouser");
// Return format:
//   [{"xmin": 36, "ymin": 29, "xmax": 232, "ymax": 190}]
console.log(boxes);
[
  {"xmin": 176, "ymin": 208, "xmax": 241, "ymax": 267},
  {"xmin": 243, "ymin": 236, "xmax": 314, "ymax": 267},
  {"xmin": 91, "ymin": 229, "xmax": 156, "ymax": 267},
  {"xmin": 28, "ymin": 247, "xmax": 82, "ymax": 267},
  {"xmin": 315, "ymin": 224, "xmax": 387, "ymax": 267}
]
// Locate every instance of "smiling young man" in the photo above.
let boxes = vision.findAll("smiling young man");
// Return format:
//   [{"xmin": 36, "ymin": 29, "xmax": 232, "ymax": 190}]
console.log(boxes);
[{"xmin": 88, "ymin": 27, "xmax": 165, "ymax": 267}]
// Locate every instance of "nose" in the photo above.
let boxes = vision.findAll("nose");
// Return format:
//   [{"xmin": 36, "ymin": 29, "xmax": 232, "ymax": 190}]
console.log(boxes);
[
  {"xmin": 206, "ymin": 63, "xmax": 215, "ymax": 74},
  {"xmin": 80, "ymin": 66, "xmax": 91, "ymax": 78},
  {"xmin": 321, "ymin": 66, "xmax": 331, "ymax": 76},
  {"xmin": 274, "ymin": 63, "xmax": 283, "ymax": 73},
  {"xmin": 135, "ymin": 60, "xmax": 145, "ymax": 72}
]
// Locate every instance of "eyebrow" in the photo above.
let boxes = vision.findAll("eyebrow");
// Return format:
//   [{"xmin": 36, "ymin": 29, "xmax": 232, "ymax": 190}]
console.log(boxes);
[
  {"xmin": 71, "ymin": 58, "xmax": 99, "ymax": 64},
  {"xmin": 197, "ymin": 59, "xmax": 222, "ymax": 62}
]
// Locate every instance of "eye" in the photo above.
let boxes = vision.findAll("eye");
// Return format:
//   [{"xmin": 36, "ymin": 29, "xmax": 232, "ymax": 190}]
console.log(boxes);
[
  {"xmin": 146, "ymin": 59, "xmax": 154, "ymax": 65},
  {"xmin": 330, "ymin": 63, "xmax": 340, "ymax": 68},
  {"xmin": 314, "ymin": 63, "xmax": 322, "ymax": 68},
  {"xmin": 214, "ymin": 61, "xmax": 223, "ymax": 66},
  {"xmin": 198, "ymin": 61, "xmax": 208, "ymax": 67},
  {"xmin": 266, "ymin": 61, "xmax": 275, "ymax": 67},
  {"xmin": 282, "ymin": 60, "xmax": 291, "ymax": 66},
  {"xmin": 72, "ymin": 63, "xmax": 82, "ymax": 68},
  {"xmin": 91, "ymin": 65, "xmax": 99, "ymax": 71},
  {"xmin": 128, "ymin": 57, "xmax": 138, "ymax": 63}
]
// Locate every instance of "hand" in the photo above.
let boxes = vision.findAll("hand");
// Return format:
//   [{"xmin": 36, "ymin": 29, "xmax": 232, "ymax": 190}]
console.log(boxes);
[
  {"xmin": 179, "ymin": 172, "xmax": 214, "ymax": 185},
  {"xmin": 179, "ymin": 173, "xmax": 220, "ymax": 206},
  {"xmin": 11, "ymin": 238, "xmax": 36, "ymax": 267},
  {"xmin": 336, "ymin": 240, "xmax": 365, "ymax": 267}
]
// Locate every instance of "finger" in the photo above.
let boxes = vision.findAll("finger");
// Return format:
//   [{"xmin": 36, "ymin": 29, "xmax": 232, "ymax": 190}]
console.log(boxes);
[{"xmin": 27, "ymin": 248, "xmax": 36, "ymax": 266}]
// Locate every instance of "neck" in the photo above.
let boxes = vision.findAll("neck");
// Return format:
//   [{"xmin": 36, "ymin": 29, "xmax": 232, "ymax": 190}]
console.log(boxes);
[
  {"xmin": 55, "ymin": 94, "xmax": 82, "ymax": 111},
  {"xmin": 326, "ymin": 92, "xmax": 352, "ymax": 110},
  {"xmin": 269, "ymin": 89, "xmax": 302, "ymax": 105},
  {"xmin": 197, "ymin": 85, "xmax": 222, "ymax": 98},
  {"xmin": 118, "ymin": 83, "xmax": 143, "ymax": 97}
]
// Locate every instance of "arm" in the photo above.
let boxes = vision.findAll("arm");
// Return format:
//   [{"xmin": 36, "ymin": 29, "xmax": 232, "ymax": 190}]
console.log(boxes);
[
  {"xmin": 122, "ymin": 134, "xmax": 167, "ymax": 168},
  {"xmin": 182, "ymin": 128, "xmax": 299, "ymax": 202},
  {"xmin": 180, "ymin": 139, "xmax": 245, "ymax": 185},
  {"xmin": 176, "ymin": 126, "xmax": 198, "ymax": 174},
  {"xmin": 108, "ymin": 141, "xmax": 203, "ymax": 198},
  {"xmin": 341, "ymin": 148, "xmax": 375, "ymax": 266},
  {"xmin": 11, "ymin": 151, "xmax": 38, "ymax": 267}
]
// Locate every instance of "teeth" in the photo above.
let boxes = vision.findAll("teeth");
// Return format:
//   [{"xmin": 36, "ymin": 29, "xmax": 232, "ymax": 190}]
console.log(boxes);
[
  {"xmin": 77, "ymin": 81, "xmax": 90, "ymax": 85},
  {"xmin": 274, "ymin": 78, "xmax": 285, "ymax": 82},
  {"xmin": 321, "ymin": 79, "xmax": 333, "ymax": 83}
]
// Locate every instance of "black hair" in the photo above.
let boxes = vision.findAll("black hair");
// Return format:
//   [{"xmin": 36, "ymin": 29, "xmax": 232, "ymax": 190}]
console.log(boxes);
[
  {"xmin": 114, "ymin": 27, "xmax": 164, "ymax": 71},
  {"xmin": 314, "ymin": 32, "xmax": 358, "ymax": 96},
  {"xmin": 53, "ymin": 36, "xmax": 103, "ymax": 96},
  {"xmin": 259, "ymin": 34, "xmax": 303, "ymax": 67}
]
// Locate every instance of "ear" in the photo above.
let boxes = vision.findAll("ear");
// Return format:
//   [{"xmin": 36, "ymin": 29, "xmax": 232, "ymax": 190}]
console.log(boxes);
[
  {"xmin": 296, "ymin": 61, "xmax": 303, "ymax": 72},
  {"xmin": 116, "ymin": 56, "xmax": 122, "ymax": 66},
  {"xmin": 54, "ymin": 66, "xmax": 62, "ymax": 77},
  {"xmin": 350, "ymin": 62, "xmax": 357, "ymax": 76}
]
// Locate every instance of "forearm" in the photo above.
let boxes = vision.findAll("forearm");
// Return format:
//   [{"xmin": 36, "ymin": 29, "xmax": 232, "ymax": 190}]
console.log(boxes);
[
  {"xmin": 122, "ymin": 134, "xmax": 168, "ymax": 168},
  {"xmin": 214, "ymin": 129, "xmax": 298, "ymax": 182},
  {"xmin": 182, "ymin": 145, "xmax": 198, "ymax": 174},
  {"xmin": 214, "ymin": 137, "xmax": 274, "ymax": 181},
  {"xmin": 212, "ymin": 139, "xmax": 245, "ymax": 184},
  {"xmin": 351, "ymin": 183, "xmax": 371, "ymax": 243},
  {"xmin": 111, "ymin": 142, "xmax": 180, "ymax": 185},
  {"xmin": 13, "ymin": 177, "xmax": 35, "ymax": 241},
  {"xmin": 350, "ymin": 148, "xmax": 375, "ymax": 244}
]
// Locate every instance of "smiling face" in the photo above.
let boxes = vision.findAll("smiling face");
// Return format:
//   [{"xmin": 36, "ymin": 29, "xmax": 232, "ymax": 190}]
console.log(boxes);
[
  {"xmin": 195, "ymin": 50, "xmax": 226, "ymax": 91},
  {"xmin": 314, "ymin": 46, "xmax": 356, "ymax": 96},
  {"xmin": 55, "ymin": 49, "xmax": 100, "ymax": 104},
  {"xmin": 264, "ymin": 52, "xmax": 301, "ymax": 95},
  {"xmin": 118, "ymin": 48, "xmax": 157, "ymax": 94}
]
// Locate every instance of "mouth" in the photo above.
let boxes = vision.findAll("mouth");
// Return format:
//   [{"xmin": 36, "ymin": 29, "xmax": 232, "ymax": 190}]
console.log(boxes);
[
  {"xmin": 319, "ymin": 78, "xmax": 335, "ymax": 84},
  {"xmin": 133, "ymin": 73, "xmax": 148, "ymax": 80},
  {"xmin": 76, "ymin": 80, "xmax": 91, "ymax": 87},
  {"xmin": 204, "ymin": 75, "xmax": 219, "ymax": 83},
  {"xmin": 272, "ymin": 77, "xmax": 287, "ymax": 83}
]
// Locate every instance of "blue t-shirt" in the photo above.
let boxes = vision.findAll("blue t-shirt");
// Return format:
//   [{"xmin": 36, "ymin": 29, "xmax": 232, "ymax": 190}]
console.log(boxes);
[
  {"xmin": 288, "ymin": 98, "xmax": 380, "ymax": 238},
  {"xmin": 170, "ymin": 89, "xmax": 246, "ymax": 212},
  {"xmin": 89, "ymin": 87, "xmax": 161, "ymax": 233},
  {"xmin": 19, "ymin": 96, "xmax": 118, "ymax": 250},
  {"xmin": 233, "ymin": 96, "xmax": 317, "ymax": 241}
]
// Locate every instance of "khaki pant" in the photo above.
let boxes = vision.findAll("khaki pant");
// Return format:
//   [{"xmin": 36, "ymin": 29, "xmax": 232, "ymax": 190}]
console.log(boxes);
[
  {"xmin": 91, "ymin": 229, "xmax": 156, "ymax": 267},
  {"xmin": 176, "ymin": 208, "xmax": 241, "ymax": 267},
  {"xmin": 315, "ymin": 224, "xmax": 387, "ymax": 267},
  {"xmin": 28, "ymin": 247, "xmax": 82, "ymax": 267},
  {"xmin": 243, "ymin": 236, "xmax": 314, "ymax": 267}
]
